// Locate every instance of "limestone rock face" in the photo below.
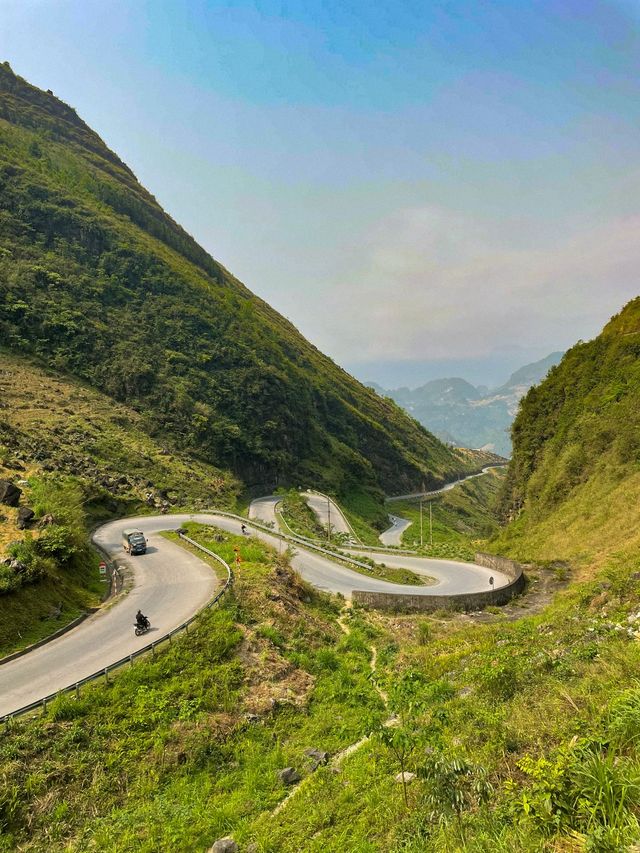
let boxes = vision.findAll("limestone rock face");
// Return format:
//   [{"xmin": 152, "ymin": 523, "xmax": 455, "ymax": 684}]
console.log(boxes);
[
  {"xmin": 0, "ymin": 480, "xmax": 21, "ymax": 507},
  {"xmin": 305, "ymin": 747, "xmax": 329, "ymax": 769}
]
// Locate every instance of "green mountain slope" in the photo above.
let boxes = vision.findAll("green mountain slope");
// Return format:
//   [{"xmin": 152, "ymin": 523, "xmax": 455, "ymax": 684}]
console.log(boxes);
[
  {"xmin": 496, "ymin": 296, "xmax": 640, "ymax": 567},
  {"xmin": 0, "ymin": 349, "xmax": 238, "ymax": 653},
  {"xmin": 0, "ymin": 62, "xmax": 474, "ymax": 497}
]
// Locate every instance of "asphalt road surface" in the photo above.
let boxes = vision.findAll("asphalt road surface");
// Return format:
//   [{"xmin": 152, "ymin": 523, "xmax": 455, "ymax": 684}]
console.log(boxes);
[
  {"xmin": 303, "ymin": 491, "xmax": 356, "ymax": 539},
  {"xmin": 248, "ymin": 494, "xmax": 282, "ymax": 530},
  {"xmin": 0, "ymin": 518, "xmax": 217, "ymax": 718},
  {"xmin": 379, "ymin": 515, "xmax": 412, "ymax": 547}
]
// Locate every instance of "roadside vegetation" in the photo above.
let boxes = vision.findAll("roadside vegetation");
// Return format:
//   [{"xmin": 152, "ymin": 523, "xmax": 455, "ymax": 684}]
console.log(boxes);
[{"xmin": 277, "ymin": 489, "xmax": 326, "ymax": 541}]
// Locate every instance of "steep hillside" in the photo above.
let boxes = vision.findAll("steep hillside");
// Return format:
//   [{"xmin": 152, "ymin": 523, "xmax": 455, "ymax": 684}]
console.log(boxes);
[
  {"xmin": 373, "ymin": 353, "xmax": 563, "ymax": 456},
  {"xmin": 0, "ymin": 349, "xmax": 238, "ymax": 653},
  {"xmin": 496, "ymin": 298, "xmax": 640, "ymax": 568},
  {"xmin": 0, "ymin": 62, "xmax": 473, "ymax": 497}
]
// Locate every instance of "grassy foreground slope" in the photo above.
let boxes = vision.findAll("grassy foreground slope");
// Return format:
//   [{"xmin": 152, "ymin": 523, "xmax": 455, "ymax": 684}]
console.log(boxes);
[
  {"xmin": 0, "ymin": 61, "xmax": 475, "ymax": 498},
  {"xmin": 0, "ymin": 527, "xmax": 387, "ymax": 852}
]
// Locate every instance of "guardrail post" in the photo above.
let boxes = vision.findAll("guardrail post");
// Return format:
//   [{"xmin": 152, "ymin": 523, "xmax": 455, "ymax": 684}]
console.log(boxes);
[
  {"xmin": 104, "ymin": 667, "xmax": 109, "ymax": 685},
  {"xmin": 152, "ymin": 643, "xmax": 156, "ymax": 658},
  {"xmin": 75, "ymin": 683, "xmax": 80, "ymax": 700},
  {"xmin": 129, "ymin": 654, "xmax": 133, "ymax": 666},
  {"xmin": 184, "ymin": 623, "xmax": 189, "ymax": 634}
]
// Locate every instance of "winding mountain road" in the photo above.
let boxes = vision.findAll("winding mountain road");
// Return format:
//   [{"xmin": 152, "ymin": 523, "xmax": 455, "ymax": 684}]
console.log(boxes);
[{"xmin": 1, "ymin": 509, "xmax": 510, "ymax": 718}]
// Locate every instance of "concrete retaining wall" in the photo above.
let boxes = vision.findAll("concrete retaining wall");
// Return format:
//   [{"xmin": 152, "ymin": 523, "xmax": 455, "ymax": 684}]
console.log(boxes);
[{"xmin": 352, "ymin": 552, "xmax": 525, "ymax": 613}]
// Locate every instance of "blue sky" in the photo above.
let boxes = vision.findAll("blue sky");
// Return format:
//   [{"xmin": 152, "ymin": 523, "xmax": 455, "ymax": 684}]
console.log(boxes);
[{"xmin": 1, "ymin": 0, "xmax": 639, "ymax": 386}]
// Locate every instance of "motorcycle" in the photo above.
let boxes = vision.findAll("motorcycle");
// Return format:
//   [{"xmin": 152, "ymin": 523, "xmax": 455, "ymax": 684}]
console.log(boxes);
[{"xmin": 134, "ymin": 618, "xmax": 151, "ymax": 636}]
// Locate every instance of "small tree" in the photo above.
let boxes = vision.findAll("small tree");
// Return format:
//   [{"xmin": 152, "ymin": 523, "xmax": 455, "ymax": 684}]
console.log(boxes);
[
  {"xmin": 374, "ymin": 668, "xmax": 432, "ymax": 808},
  {"xmin": 375, "ymin": 722, "xmax": 423, "ymax": 808},
  {"xmin": 417, "ymin": 750, "xmax": 493, "ymax": 841}
]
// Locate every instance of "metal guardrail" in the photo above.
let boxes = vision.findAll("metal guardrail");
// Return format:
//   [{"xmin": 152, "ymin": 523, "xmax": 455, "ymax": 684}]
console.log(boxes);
[{"xmin": 1, "ymin": 533, "xmax": 233, "ymax": 725}]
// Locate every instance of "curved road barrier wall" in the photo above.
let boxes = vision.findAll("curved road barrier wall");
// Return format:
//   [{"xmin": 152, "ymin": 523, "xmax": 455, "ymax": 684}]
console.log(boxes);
[{"xmin": 352, "ymin": 552, "xmax": 525, "ymax": 613}]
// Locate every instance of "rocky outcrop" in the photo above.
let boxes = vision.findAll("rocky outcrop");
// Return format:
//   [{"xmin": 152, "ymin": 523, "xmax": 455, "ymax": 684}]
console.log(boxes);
[
  {"xmin": 16, "ymin": 506, "xmax": 35, "ymax": 529},
  {"xmin": 0, "ymin": 480, "xmax": 21, "ymax": 506}
]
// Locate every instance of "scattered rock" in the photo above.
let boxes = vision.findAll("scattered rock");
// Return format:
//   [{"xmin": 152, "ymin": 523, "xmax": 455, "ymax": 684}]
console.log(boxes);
[
  {"xmin": 16, "ymin": 506, "xmax": 35, "ymax": 529},
  {"xmin": 244, "ymin": 713, "xmax": 260, "ymax": 723},
  {"xmin": 10, "ymin": 559, "xmax": 27, "ymax": 574},
  {"xmin": 458, "ymin": 687, "xmax": 473, "ymax": 698},
  {"xmin": 0, "ymin": 480, "xmax": 21, "ymax": 507},
  {"xmin": 39, "ymin": 513, "xmax": 55, "ymax": 527},
  {"xmin": 209, "ymin": 838, "xmax": 238, "ymax": 853},
  {"xmin": 277, "ymin": 767, "xmax": 300, "ymax": 785},
  {"xmin": 304, "ymin": 747, "xmax": 329, "ymax": 769},
  {"xmin": 246, "ymin": 844, "xmax": 259, "ymax": 853},
  {"xmin": 395, "ymin": 771, "xmax": 416, "ymax": 784}
]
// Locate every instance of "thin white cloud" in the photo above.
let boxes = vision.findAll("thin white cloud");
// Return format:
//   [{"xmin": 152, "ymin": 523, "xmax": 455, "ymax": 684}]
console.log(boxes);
[{"xmin": 313, "ymin": 205, "xmax": 640, "ymax": 362}]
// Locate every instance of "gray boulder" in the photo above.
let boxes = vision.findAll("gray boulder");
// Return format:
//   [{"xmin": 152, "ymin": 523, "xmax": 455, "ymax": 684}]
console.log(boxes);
[
  {"xmin": 305, "ymin": 748, "xmax": 329, "ymax": 769},
  {"xmin": 16, "ymin": 507, "xmax": 35, "ymax": 529},
  {"xmin": 209, "ymin": 839, "xmax": 238, "ymax": 853},
  {"xmin": 277, "ymin": 767, "xmax": 300, "ymax": 785},
  {"xmin": 0, "ymin": 480, "xmax": 21, "ymax": 507}
]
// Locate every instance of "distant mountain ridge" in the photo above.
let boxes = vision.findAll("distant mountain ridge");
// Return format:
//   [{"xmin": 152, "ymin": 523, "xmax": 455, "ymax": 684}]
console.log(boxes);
[{"xmin": 369, "ymin": 352, "xmax": 564, "ymax": 456}]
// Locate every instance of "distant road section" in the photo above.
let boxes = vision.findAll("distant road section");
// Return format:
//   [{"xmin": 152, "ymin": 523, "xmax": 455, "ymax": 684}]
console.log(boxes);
[
  {"xmin": 379, "ymin": 464, "xmax": 506, "ymax": 546},
  {"xmin": 379, "ymin": 515, "xmax": 412, "ymax": 547},
  {"xmin": 386, "ymin": 465, "xmax": 505, "ymax": 503}
]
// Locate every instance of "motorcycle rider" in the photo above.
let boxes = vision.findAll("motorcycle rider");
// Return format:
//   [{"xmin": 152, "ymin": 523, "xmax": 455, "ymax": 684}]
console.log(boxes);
[
  {"xmin": 241, "ymin": 524, "xmax": 247, "ymax": 535},
  {"xmin": 135, "ymin": 609, "xmax": 149, "ymax": 629}
]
